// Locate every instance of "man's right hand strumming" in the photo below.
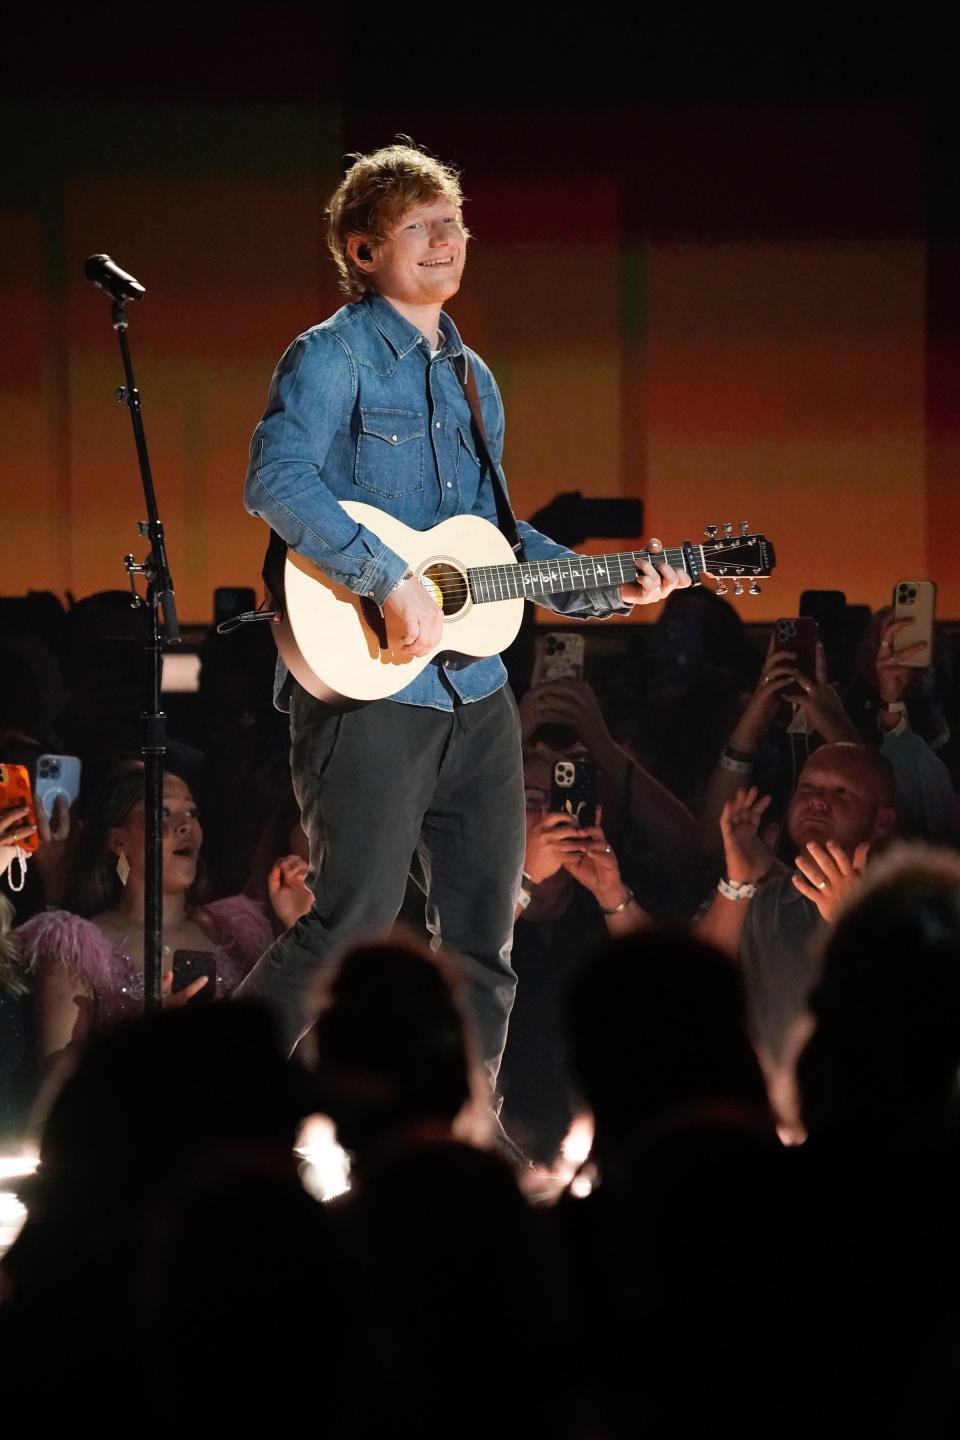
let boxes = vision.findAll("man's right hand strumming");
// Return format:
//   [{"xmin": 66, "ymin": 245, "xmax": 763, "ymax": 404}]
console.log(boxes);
[{"xmin": 384, "ymin": 576, "xmax": 444, "ymax": 658}]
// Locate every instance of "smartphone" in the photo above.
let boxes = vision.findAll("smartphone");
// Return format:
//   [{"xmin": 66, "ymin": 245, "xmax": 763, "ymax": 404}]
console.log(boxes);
[
  {"xmin": 800, "ymin": 590, "xmax": 846, "ymax": 646},
  {"xmin": 171, "ymin": 949, "xmax": 217, "ymax": 1004},
  {"xmin": 550, "ymin": 758, "xmax": 597, "ymax": 828},
  {"xmin": 0, "ymin": 763, "xmax": 40, "ymax": 853},
  {"xmin": 35, "ymin": 754, "xmax": 81, "ymax": 820},
  {"xmin": 892, "ymin": 580, "xmax": 936, "ymax": 667},
  {"xmin": 774, "ymin": 617, "xmax": 819, "ymax": 697},
  {"xmin": 534, "ymin": 632, "xmax": 586, "ymax": 684}
]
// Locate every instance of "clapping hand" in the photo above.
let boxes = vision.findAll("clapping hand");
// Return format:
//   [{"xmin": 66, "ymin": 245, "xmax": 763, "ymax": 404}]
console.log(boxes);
[
  {"xmin": 792, "ymin": 839, "xmax": 869, "ymax": 922},
  {"xmin": 719, "ymin": 786, "xmax": 779, "ymax": 885}
]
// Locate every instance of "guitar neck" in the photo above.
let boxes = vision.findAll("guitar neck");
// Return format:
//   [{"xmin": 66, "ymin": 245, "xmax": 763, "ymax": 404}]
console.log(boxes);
[{"xmin": 467, "ymin": 546, "xmax": 689, "ymax": 604}]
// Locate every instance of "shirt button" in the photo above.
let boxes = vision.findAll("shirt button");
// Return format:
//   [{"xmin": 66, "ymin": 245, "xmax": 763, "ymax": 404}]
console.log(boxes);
[
  {"xmin": 435, "ymin": 421, "xmax": 441, "ymax": 429},
  {"xmin": 391, "ymin": 434, "xmax": 398, "ymax": 443},
  {"xmin": 446, "ymin": 481, "xmax": 453, "ymax": 489}
]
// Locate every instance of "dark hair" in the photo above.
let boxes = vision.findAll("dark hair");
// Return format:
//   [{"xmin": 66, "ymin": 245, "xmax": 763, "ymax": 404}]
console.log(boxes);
[
  {"xmin": 67, "ymin": 761, "xmax": 206, "ymax": 917},
  {"xmin": 567, "ymin": 930, "xmax": 771, "ymax": 1161},
  {"xmin": 313, "ymin": 936, "xmax": 472, "ymax": 1156}
]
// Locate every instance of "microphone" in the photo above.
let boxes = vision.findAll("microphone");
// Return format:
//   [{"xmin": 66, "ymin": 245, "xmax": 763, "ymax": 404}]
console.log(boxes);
[{"xmin": 84, "ymin": 254, "xmax": 146, "ymax": 303}]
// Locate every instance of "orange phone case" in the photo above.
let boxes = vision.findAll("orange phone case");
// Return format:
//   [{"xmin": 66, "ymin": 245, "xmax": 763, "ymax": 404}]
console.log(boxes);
[{"xmin": 0, "ymin": 763, "xmax": 40, "ymax": 852}]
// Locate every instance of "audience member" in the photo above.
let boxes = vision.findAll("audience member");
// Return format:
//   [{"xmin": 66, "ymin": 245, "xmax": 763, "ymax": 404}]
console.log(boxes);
[
  {"xmin": 16, "ymin": 762, "xmax": 311, "ymax": 1062},
  {"xmin": 697, "ymin": 743, "xmax": 898, "ymax": 1066}
]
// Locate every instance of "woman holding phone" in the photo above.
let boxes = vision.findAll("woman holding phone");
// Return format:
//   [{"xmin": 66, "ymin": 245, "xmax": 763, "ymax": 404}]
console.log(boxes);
[{"xmin": 16, "ymin": 762, "xmax": 313, "ymax": 1060}]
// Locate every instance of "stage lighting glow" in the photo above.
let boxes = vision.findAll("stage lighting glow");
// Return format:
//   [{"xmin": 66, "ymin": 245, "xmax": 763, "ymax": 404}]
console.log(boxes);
[
  {"xmin": 0, "ymin": 1151, "xmax": 39, "ymax": 1181},
  {"xmin": 559, "ymin": 1113, "xmax": 596, "ymax": 1198},
  {"xmin": 296, "ymin": 1115, "xmax": 351, "ymax": 1202},
  {"xmin": 0, "ymin": 1153, "xmax": 37, "ymax": 1259}
]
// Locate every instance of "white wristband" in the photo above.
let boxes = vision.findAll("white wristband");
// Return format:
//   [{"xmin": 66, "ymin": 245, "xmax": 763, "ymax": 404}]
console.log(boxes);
[
  {"xmin": 717, "ymin": 876, "xmax": 757, "ymax": 901},
  {"xmin": 719, "ymin": 753, "xmax": 752, "ymax": 775}
]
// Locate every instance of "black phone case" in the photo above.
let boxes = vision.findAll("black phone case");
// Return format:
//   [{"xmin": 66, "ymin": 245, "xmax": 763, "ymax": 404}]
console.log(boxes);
[
  {"xmin": 550, "ymin": 760, "xmax": 597, "ymax": 828},
  {"xmin": 171, "ymin": 949, "xmax": 217, "ymax": 1004}
]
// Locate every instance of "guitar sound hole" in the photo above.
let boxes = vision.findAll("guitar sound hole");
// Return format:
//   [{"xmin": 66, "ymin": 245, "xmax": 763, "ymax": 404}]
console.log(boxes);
[{"xmin": 422, "ymin": 563, "xmax": 469, "ymax": 618}]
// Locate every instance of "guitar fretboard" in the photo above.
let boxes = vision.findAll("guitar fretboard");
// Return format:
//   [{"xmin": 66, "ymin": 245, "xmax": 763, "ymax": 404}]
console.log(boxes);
[{"xmin": 467, "ymin": 547, "xmax": 688, "ymax": 605}]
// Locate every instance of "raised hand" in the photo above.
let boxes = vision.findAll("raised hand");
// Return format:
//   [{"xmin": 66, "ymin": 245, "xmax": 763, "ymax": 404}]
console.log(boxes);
[
  {"xmin": 789, "ymin": 641, "xmax": 858, "ymax": 743},
  {"xmin": 719, "ymin": 786, "xmax": 779, "ymax": 884},
  {"xmin": 518, "ymin": 678, "xmax": 613, "ymax": 757},
  {"xmin": 0, "ymin": 803, "xmax": 37, "ymax": 850},
  {"xmin": 268, "ymin": 853, "xmax": 314, "ymax": 929},
  {"xmin": 728, "ymin": 634, "xmax": 801, "ymax": 752},
  {"xmin": 792, "ymin": 839, "xmax": 869, "ymax": 921},
  {"xmin": 524, "ymin": 810, "xmax": 592, "ymax": 885},
  {"xmin": 876, "ymin": 615, "xmax": 926, "ymax": 704}
]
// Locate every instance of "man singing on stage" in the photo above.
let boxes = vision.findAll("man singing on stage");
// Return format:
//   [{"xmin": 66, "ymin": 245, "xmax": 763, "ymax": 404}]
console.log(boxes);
[{"xmin": 237, "ymin": 141, "xmax": 688, "ymax": 1081}]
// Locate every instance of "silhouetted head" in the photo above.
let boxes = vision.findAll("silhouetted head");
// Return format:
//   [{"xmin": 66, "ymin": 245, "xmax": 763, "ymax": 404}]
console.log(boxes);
[
  {"xmin": 798, "ymin": 844, "xmax": 960, "ymax": 1144},
  {"xmin": 567, "ymin": 930, "xmax": 770, "ymax": 1166},
  {"xmin": 313, "ymin": 936, "xmax": 474, "ymax": 1159}
]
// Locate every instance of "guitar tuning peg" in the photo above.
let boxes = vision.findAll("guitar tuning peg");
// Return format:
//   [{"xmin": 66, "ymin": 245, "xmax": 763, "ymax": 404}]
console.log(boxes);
[
  {"xmin": 749, "ymin": 580, "xmax": 762, "ymax": 596},
  {"xmin": 739, "ymin": 520, "xmax": 749, "ymax": 535},
  {"xmin": 715, "ymin": 579, "xmax": 728, "ymax": 596},
  {"xmin": 733, "ymin": 579, "xmax": 744, "ymax": 596},
  {"xmin": 722, "ymin": 522, "xmax": 733, "ymax": 536},
  {"xmin": 704, "ymin": 524, "xmax": 718, "ymax": 538}
]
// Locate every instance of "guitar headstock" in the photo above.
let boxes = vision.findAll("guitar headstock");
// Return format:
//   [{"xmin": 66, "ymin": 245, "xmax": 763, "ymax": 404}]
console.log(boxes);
[{"xmin": 697, "ymin": 522, "xmax": 776, "ymax": 597}]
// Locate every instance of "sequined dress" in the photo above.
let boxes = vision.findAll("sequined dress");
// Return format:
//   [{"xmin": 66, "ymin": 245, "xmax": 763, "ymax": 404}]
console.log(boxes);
[{"xmin": 17, "ymin": 895, "xmax": 274, "ymax": 1032}]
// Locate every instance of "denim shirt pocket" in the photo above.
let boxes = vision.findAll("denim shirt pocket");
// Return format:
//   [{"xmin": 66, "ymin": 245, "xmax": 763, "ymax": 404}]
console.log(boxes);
[{"xmin": 355, "ymin": 407, "xmax": 425, "ymax": 497}]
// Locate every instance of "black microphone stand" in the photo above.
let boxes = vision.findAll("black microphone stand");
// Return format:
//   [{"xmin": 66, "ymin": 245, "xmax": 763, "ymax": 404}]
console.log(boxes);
[{"xmin": 95, "ymin": 292, "xmax": 180, "ymax": 1012}]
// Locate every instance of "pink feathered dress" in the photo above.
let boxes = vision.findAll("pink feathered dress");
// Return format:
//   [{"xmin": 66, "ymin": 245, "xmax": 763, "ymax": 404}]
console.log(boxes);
[{"xmin": 17, "ymin": 896, "xmax": 274, "ymax": 1033}]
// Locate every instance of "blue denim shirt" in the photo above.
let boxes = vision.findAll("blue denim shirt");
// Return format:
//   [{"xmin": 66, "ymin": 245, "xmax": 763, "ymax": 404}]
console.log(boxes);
[{"xmin": 245, "ymin": 293, "xmax": 630, "ymax": 710}]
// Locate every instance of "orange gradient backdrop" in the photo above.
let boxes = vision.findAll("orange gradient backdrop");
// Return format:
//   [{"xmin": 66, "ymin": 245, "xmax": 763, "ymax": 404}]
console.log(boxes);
[{"xmin": 3, "ymin": 101, "xmax": 954, "ymax": 622}]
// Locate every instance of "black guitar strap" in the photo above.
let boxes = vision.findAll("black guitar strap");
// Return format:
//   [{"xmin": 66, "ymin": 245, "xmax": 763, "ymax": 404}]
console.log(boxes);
[
  {"xmin": 462, "ymin": 364, "xmax": 527, "ymax": 561},
  {"xmin": 262, "ymin": 525, "xmax": 288, "ymax": 620}
]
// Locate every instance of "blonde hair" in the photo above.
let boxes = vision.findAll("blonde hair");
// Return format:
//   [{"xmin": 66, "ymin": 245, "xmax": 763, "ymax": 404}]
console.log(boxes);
[
  {"xmin": 0, "ymin": 893, "xmax": 28, "ymax": 998},
  {"xmin": 326, "ymin": 140, "xmax": 466, "ymax": 300}
]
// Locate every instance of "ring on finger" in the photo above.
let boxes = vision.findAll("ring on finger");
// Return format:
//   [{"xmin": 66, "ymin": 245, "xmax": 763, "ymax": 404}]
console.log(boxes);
[{"xmin": 816, "ymin": 880, "xmax": 827, "ymax": 890}]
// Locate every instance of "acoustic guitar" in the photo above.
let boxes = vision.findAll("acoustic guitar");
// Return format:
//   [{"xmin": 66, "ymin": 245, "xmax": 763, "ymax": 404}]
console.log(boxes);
[{"xmin": 269, "ymin": 502, "xmax": 776, "ymax": 703}]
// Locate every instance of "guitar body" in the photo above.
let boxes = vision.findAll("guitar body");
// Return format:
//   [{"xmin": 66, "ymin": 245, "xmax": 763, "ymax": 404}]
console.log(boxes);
[{"xmin": 276, "ymin": 503, "xmax": 524, "ymax": 703}]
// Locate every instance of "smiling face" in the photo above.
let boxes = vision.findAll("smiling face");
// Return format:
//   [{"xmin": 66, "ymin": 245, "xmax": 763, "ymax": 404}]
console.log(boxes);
[
  {"xmin": 349, "ymin": 195, "xmax": 467, "ymax": 315},
  {"xmin": 109, "ymin": 773, "xmax": 203, "ymax": 896},
  {"xmin": 787, "ymin": 750, "xmax": 895, "ymax": 855}
]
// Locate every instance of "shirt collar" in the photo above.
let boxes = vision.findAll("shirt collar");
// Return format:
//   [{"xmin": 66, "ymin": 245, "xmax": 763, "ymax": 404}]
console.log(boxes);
[{"xmin": 362, "ymin": 293, "xmax": 466, "ymax": 376}]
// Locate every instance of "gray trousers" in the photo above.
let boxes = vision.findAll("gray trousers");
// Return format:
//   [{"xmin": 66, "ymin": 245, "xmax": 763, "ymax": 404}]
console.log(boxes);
[{"xmin": 236, "ymin": 683, "xmax": 525, "ymax": 1081}]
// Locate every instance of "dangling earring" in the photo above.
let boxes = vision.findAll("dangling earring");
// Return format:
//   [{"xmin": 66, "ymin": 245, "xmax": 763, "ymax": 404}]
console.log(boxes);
[{"xmin": 116, "ymin": 851, "xmax": 131, "ymax": 886}]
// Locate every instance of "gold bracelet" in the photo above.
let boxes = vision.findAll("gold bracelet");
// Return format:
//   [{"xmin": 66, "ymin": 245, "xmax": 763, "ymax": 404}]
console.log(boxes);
[{"xmin": 601, "ymin": 888, "xmax": 634, "ymax": 915}]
